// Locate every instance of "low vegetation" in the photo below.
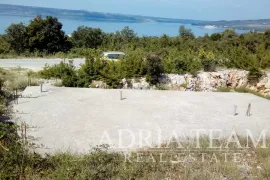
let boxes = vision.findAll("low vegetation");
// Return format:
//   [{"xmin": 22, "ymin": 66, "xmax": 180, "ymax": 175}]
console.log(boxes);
[
  {"xmin": 216, "ymin": 86, "xmax": 270, "ymax": 100},
  {"xmin": 0, "ymin": 68, "xmax": 40, "ymax": 91},
  {"xmin": 0, "ymin": 16, "xmax": 270, "ymax": 88},
  {"xmin": 234, "ymin": 87, "xmax": 270, "ymax": 100},
  {"xmin": 1, "ymin": 118, "xmax": 270, "ymax": 180}
]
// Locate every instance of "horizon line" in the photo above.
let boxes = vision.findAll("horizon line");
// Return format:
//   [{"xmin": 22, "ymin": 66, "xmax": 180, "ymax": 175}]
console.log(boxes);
[{"xmin": 1, "ymin": 3, "xmax": 270, "ymax": 22}]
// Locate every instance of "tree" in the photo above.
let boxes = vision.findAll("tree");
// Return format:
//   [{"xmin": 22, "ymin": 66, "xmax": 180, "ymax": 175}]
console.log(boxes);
[
  {"xmin": 77, "ymin": 55, "xmax": 104, "ymax": 87},
  {"xmin": 210, "ymin": 33, "xmax": 221, "ymax": 41},
  {"xmin": 71, "ymin": 26, "xmax": 105, "ymax": 48},
  {"xmin": 178, "ymin": 25, "xmax": 195, "ymax": 39},
  {"xmin": 264, "ymin": 29, "xmax": 270, "ymax": 49},
  {"xmin": 120, "ymin": 26, "xmax": 137, "ymax": 42},
  {"xmin": 0, "ymin": 35, "xmax": 10, "ymax": 54},
  {"xmin": 5, "ymin": 23, "xmax": 27, "ymax": 54},
  {"xmin": 26, "ymin": 16, "xmax": 71, "ymax": 53},
  {"xmin": 222, "ymin": 29, "xmax": 237, "ymax": 39},
  {"xmin": 108, "ymin": 26, "xmax": 137, "ymax": 49},
  {"xmin": 145, "ymin": 53, "xmax": 163, "ymax": 85}
]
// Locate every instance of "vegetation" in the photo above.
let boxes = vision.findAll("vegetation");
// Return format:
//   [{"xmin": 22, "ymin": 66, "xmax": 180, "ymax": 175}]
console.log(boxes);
[
  {"xmin": 72, "ymin": 26, "xmax": 105, "ymax": 48},
  {"xmin": 145, "ymin": 53, "xmax": 163, "ymax": 85},
  {"xmin": 2, "ymin": 15, "xmax": 270, "ymax": 87},
  {"xmin": 216, "ymin": 86, "xmax": 270, "ymax": 99},
  {"xmin": 0, "ymin": 68, "xmax": 40, "ymax": 91},
  {"xmin": 3, "ymin": 16, "xmax": 71, "ymax": 55},
  {"xmin": 0, "ymin": 17, "xmax": 269, "ymax": 73},
  {"xmin": 234, "ymin": 87, "xmax": 270, "ymax": 99},
  {"xmin": 1, "ymin": 114, "xmax": 270, "ymax": 180},
  {"xmin": 0, "ymin": 16, "xmax": 269, "ymax": 89}
]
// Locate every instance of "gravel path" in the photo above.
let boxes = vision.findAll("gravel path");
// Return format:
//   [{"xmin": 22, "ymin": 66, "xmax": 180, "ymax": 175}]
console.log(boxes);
[
  {"xmin": 13, "ymin": 85, "xmax": 270, "ymax": 154},
  {"xmin": 0, "ymin": 58, "xmax": 85, "ymax": 71}
]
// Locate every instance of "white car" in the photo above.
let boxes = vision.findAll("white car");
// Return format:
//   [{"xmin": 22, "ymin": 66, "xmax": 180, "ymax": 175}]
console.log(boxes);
[{"xmin": 101, "ymin": 51, "xmax": 125, "ymax": 61}]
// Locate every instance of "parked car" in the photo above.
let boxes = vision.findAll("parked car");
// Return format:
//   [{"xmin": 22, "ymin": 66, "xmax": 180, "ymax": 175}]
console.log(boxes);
[{"xmin": 101, "ymin": 51, "xmax": 125, "ymax": 61}]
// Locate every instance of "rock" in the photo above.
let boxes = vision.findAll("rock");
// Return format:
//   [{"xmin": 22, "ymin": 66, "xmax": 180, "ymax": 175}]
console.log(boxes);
[
  {"xmin": 264, "ymin": 89, "xmax": 270, "ymax": 93},
  {"xmin": 159, "ymin": 74, "xmax": 187, "ymax": 88},
  {"xmin": 249, "ymin": 86, "xmax": 257, "ymax": 91},
  {"xmin": 265, "ymin": 81, "xmax": 270, "ymax": 89},
  {"xmin": 121, "ymin": 78, "xmax": 128, "ymax": 89},
  {"xmin": 257, "ymin": 83, "xmax": 265, "ymax": 91},
  {"xmin": 91, "ymin": 81, "xmax": 107, "ymax": 89},
  {"xmin": 130, "ymin": 78, "xmax": 149, "ymax": 90},
  {"xmin": 118, "ymin": 70, "xmax": 268, "ymax": 98},
  {"xmin": 257, "ymin": 75, "xmax": 270, "ymax": 90}
]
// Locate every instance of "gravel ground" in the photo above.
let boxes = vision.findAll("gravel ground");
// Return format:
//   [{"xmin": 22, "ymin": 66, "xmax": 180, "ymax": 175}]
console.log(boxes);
[
  {"xmin": 13, "ymin": 84, "xmax": 270, "ymax": 154},
  {"xmin": 0, "ymin": 58, "xmax": 85, "ymax": 71}
]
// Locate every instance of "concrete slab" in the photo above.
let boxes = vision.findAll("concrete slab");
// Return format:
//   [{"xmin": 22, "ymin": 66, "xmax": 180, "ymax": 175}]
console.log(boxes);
[{"xmin": 13, "ymin": 86, "xmax": 270, "ymax": 154}]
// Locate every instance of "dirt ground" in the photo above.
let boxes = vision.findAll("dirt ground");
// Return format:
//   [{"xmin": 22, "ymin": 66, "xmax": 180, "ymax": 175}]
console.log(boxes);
[{"xmin": 13, "ymin": 84, "xmax": 270, "ymax": 154}]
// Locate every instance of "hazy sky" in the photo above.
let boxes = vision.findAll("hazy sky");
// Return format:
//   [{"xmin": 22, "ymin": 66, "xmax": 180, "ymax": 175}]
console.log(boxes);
[{"xmin": 1, "ymin": 0, "xmax": 270, "ymax": 20}]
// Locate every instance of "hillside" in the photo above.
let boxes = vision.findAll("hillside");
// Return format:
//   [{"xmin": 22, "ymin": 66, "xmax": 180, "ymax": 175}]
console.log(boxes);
[
  {"xmin": 0, "ymin": 4, "xmax": 205, "ymax": 24},
  {"xmin": 1, "ymin": 4, "xmax": 270, "ymax": 31},
  {"xmin": 193, "ymin": 19, "xmax": 270, "ymax": 31}
]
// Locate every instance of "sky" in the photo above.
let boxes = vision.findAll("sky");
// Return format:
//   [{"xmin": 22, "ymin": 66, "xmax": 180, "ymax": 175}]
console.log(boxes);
[{"xmin": 1, "ymin": 0, "xmax": 270, "ymax": 21}]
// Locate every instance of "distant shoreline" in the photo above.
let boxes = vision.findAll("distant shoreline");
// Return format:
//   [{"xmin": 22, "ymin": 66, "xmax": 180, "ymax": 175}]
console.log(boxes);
[{"xmin": 0, "ymin": 3, "xmax": 269, "ymax": 32}]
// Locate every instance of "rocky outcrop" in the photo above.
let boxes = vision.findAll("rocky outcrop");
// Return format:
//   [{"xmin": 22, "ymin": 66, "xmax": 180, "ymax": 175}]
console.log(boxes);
[
  {"xmin": 253, "ymin": 73, "xmax": 270, "ymax": 96},
  {"xmin": 121, "ymin": 78, "xmax": 150, "ymax": 90},
  {"xmin": 121, "ymin": 69, "xmax": 270, "ymax": 97},
  {"xmin": 91, "ymin": 69, "xmax": 270, "ymax": 97},
  {"xmin": 90, "ymin": 81, "xmax": 107, "ymax": 89},
  {"xmin": 196, "ymin": 70, "xmax": 248, "ymax": 91}
]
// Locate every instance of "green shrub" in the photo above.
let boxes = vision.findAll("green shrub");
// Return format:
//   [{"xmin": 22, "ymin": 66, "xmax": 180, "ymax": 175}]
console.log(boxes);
[
  {"xmin": 248, "ymin": 67, "xmax": 263, "ymax": 84},
  {"xmin": 53, "ymin": 80, "xmax": 63, "ymax": 87},
  {"xmin": 216, "ymin": 87, "xmax": 231, "ymax": 92},
  {"xmin": 155, "ymin": 84, "xmax": 169, "ymax": 90},
  {"xmin": 0, "ymin": 35, "xmax": 10, "ymax": 54},
  {"xmin": 235, "ymin": 86, "xmax": 270, "ymax": 99},
  {"xmin": 145, "ymin": 53, "xmax": 163, "ymax": 85},
  {"xmin": 180, "ymin": 82, "xmax": 188, "ymax": 89},
  {"xmin": 202, "ymin": 59, "xmax": 217, "ymax": 72}
]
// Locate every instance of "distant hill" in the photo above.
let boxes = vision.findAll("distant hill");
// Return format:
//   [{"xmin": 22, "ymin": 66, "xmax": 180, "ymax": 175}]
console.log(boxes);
[
  {"xmin": 0, "ymin": 4, "xmax": 269, "ymax": 31},
  {"xmin": 192, "ymin": 19, "xmax": 270, "ymax": 31},
  {"xmin": 0, "ymin": 4, "xmax": 205, "ymax": 24}
]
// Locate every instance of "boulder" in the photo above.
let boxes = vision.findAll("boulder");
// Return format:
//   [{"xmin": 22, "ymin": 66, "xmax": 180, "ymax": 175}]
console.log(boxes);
[
  {"xmin": 90, "ymin": 81, "xmax": 107, "ymax": 89},
  {"xmin": 265, "ymin": 80, "xmax": 270, "ymax": 89},
  {"xmin": 130, "ymin": 78, "xmax": 149, "ymax": 90}
]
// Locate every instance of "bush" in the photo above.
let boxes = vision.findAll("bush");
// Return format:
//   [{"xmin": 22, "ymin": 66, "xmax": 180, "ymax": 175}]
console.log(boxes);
[
  {"xmin": 235, "ymin": 86, "xmax": 270, "ymax": 99},
  {"xmin": 145, "ymin": 54, "xmax": 163, "ymax": 85},
  {"xmin": 216, "ymin": 87, "xmax": 231, "ymax": 92},
  {"xmin": 155, "ymin": 84, "xmax": 169, "ymax": 90},
  {"xmin": 0, "ymin": 35, "xmax": 10, "ymax": 54},
  {"xmin": 248, "ymin": 67, "xmax": 263, "ymax": 84},
  {"xmin": 53, "ymin": 80, "xmax": 63, "ymax": 87},
  {"xmin": 180, "ymin": 82, "xmax": 188, "ymax": 89},
  {"xmin": 202, "ymin": 59, "xmax": 217, "ymax": 72}
]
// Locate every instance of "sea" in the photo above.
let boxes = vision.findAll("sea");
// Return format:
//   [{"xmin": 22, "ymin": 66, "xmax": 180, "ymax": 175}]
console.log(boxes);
[{"xmin": 0, "ymin": 15, "xmax": 248, "ymax": 37}]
